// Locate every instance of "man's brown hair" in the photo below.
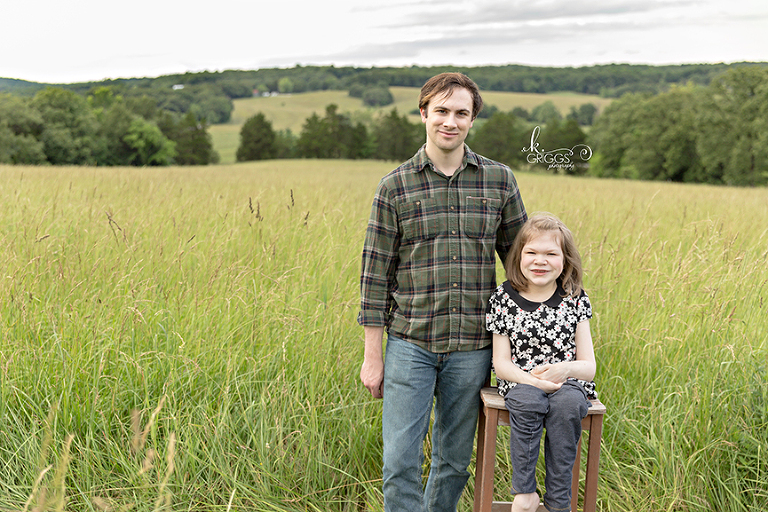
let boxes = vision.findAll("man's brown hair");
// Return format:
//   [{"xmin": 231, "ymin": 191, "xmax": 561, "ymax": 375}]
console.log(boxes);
[{"xmin": 418, "ymin": 72, "xmax": 483, "ymax": 120}]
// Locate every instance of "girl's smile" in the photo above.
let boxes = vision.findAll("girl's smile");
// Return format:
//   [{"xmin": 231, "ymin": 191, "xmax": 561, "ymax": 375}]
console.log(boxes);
[{"xmin": 519, "ymin": 231, "xmax": 564, "ymax": 298}]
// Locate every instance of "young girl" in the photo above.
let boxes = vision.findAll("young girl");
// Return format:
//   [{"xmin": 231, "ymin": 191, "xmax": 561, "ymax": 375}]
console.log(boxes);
[{"xmin": 486, "ymin": 214, "xmax": 597, "ymax": 512}]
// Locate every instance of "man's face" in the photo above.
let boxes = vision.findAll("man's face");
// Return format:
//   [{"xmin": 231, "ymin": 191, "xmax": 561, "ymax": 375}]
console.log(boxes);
[{"xmin": 420, "ymin": 87, "xmax": 474, "ymax": 154}]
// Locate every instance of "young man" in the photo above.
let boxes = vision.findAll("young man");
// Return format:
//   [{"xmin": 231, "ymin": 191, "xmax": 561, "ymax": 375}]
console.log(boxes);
[{"xmin": 359, "ymin": 72, "xmax": 528, "ymax": 512}]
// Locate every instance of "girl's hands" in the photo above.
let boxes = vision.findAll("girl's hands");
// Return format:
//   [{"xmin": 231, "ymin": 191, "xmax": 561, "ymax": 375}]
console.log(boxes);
[
  {"xmin": 530, "ymin": 363, "xmax": 570, "ymax": 385},
  {"xmin": 528, "ymin": 375, "xmax": 562, "ymax": 393}
]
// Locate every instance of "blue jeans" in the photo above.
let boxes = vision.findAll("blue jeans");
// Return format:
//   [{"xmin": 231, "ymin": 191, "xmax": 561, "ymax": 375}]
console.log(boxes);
[
  {"xmin": 504, "ymin": 381, "xmax": 590, "ymax": 512},
  {"xmin": 382, "ymin": 335, "xmax": 491, "ymax": 512}
]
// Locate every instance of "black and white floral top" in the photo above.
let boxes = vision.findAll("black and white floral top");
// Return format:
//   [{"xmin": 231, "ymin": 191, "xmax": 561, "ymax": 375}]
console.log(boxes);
[{"xmin": 485, "ymin": 281, "xmax": 597, "ymax": 399}]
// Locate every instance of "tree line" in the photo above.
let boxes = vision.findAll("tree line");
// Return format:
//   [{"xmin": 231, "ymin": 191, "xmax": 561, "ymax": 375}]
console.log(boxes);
[
  {"xmin": 0, "ymin": 87, "xmax": 218, "ymax": 166},
  {"xmin": 236, "ymin": 67, "xmax": 768, "ymax": 186},
  {"xmin": 9, "ymin": 62, "xmax": 761, "ymax": 97},
  {"xmin": 4, "ymin": 62, "xmax": 765, "ymax": 123},
  {"xmin": 2, "ymin": 63, "xmax": 766, "ymax": 184},
  {"xmin": 588, "ymin": 66, "xmax": 768, "ymax": 186},
  {"xmin": 236, "ymin": 100, "xmax": 592, "ymax": 169}
]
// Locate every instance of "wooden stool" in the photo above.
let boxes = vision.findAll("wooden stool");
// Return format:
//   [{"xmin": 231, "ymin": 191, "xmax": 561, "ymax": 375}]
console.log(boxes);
[{"xmin": 473, "ymin": 387, "xmax": 606, "ymax": 512}]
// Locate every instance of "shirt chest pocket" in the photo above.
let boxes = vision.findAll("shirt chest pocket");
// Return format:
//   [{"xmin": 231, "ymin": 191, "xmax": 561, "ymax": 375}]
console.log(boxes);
[
  {"xmin": 397, "ymin": 198, "xmax": 439, "ymax": 241},
  {"xmin": 463, "ymin": 196, "xmax": 501, "ymax": 238}
]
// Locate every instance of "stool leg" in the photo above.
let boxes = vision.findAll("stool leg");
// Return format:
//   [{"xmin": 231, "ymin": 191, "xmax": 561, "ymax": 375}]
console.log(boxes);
[
  {"xmin": 571, "ymin": 432, "xmax": 583, "ymax": 512},
  {"xmin": 474, "ymin": 404, "xmax": 489, "ymax": 512},
  {"xmin": 473, "ymin": 405, "xmax": 499, "ymax": 512},
  {"xmin": 582, "ymin": 416, "xmax": 603, "ymax": 512}
]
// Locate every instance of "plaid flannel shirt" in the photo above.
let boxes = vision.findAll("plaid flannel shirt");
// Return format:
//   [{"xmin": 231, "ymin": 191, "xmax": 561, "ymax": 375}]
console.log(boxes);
[{"xmin": 358, "ymin": 145, "xmax": 527, "ymax": 352}]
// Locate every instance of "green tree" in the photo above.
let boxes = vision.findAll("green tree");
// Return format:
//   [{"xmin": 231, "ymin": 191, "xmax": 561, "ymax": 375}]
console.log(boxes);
[
  {"xmin": 236, "ymin": 112, "xmax": 277, "ymax": 161},
  {"xmin": 567, "ymin": 103, "xmax": 598, "ymax": 126},
  {"xmin": 31, "ymin": 87, "xmax": 98, "ymax": 165},
  {"xmin": 92, "ymin": 102, "xmax": 136, "ymax": 165},
  {"xmin": 696, "ymin": 67, "xmax": 768, "ymax": 186},
  {"xmin": 587, "ymin": 93, "xmax": 650, "ymax": 178},
  {"xmin": 275, "ymin": 129, "xmax": 298, "ymax": 158},
  {"xmin": 123, "ymin": 118, "xmax": 176, "ymax": 166},
  {"xmin": 621, "ymin": 87, "xmax": 702, "ymax": 182},
  {"xmin": 511, "ymin": 107, "xmax": 531, "ymax": 121},
  {"xmin": 347, "ymin": 121, "xmax": 371, "ymax": 159},
  {"xmin": 125, "ymin": 95, "xmax": 159, "ymax": 120},
  {"xmin": 220, "ymin": 80, "xmax": 254, "ymax": 99},
  {"xmin": 88, "ymin": 86, "xmax": 120, "ymax": 112},
  {"xmin": 156, "ymin": 87, "xmax": 194, "ymax": 114},
  {"xmin": 468, "ymin": 111, "xmax": 528, "ymax": 168},
  {"xmin": 536, "ymin": 118, "xmax": 589, "ymax": 175},
  {"xmin": 371, "ymin": 108, "xmax": 422, "ymax": 161},
  {"xmin": 321, "ymin": 104, "xmax": 349, "ymax": 158},
  {"xmin": 476, "ymin": 104, "xmax": 499, "ymax": 119},
  {"xmin": 531, "ymin": 100, "xmax": 562, "ymax": 123},
  {"xmin": 191, "ymin": 91, "xmax": 233, "ymax": 124},
  {"xmin": 0, "ymin": 93, "xmax": 46, "ymax": 164},
  {"xmin": 278, "ymin": 77, "xmax": 294, "ymax": 94},
  {"xmin": 164, "ymin": 112, "xmax": 219, "ymax": 165},
  {"xmin": 539, "ymin": 118, "xmax": 586, "ymax": 152},
  {"xmin": 296, "ymin": 113, "xmax": 326, "ymax": 158},
  {"xmin": 0, "ymin": 124, "xmax": 46, "ymax": 164},
  {"xmin": 362, "ymin": 86, "xmax": 394, "ymax": 107},
  {"xmin": 348, "ymin": 83, "xmax": 365, "ymax": 98},
  {"xmin": 296, "ymin": 104, "xmax": 365, "ymax": 159}
]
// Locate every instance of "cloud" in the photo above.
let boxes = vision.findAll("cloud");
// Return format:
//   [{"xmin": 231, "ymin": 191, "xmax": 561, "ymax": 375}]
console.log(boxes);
[
  {"xmin": 297, "ymin": 0, "xmax": 768, "ymax": 69},
  {"xmin": 291, "ymin": 16, "xmax": 668, "ymax": 68},
  {"xmin": 377, "ymin": 0, "xmax": 695, "ymax": 27},
  {"xmin": 2, "ymin": 0, "xmax": 767, "ymax": 83}
]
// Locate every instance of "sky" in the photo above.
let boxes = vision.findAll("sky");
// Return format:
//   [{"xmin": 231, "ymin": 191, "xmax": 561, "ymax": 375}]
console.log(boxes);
[{"xmin": 2, "ymin": 0, "xmax": 767, "ymax": 84}]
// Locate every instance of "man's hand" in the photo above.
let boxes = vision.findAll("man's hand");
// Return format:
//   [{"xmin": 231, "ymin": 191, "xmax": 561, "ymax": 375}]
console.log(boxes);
[
  {"xmin": 361, "ymin": 326, "xmax": 385, "ymax": 399},
  {"xmin": 360, "ymin": 356, "xmax": 384, "ymax": 398}
]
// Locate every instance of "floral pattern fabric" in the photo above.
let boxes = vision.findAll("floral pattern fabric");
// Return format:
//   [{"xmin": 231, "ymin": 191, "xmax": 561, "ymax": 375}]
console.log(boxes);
[{"xmin": 485, "ymin": 281, "xmax": 597, "ymax": 399}]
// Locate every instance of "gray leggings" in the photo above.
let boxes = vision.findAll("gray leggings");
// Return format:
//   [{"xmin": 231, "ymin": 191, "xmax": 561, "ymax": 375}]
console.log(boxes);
[{"xmin": 504, "ymin": 380, "xmax": 590, "ymax": 512}]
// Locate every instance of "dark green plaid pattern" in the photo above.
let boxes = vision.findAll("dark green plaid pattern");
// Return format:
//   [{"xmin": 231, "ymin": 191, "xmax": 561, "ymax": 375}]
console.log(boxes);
[{"xmin": 358, "ymin": 145, "xmax": 527, "ymax": 352}]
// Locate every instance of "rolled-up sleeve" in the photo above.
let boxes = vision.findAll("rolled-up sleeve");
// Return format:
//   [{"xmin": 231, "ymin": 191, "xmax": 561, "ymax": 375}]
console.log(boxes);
[{"xmin": 358, "ymin": 181, "xmax": 399, "ymax": 327}]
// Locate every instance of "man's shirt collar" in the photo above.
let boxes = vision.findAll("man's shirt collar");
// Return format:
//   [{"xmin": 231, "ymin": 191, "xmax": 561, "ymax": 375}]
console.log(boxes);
[{"xmin": 412, "ymin": 144, "xmax": 480, "ymax": 174}]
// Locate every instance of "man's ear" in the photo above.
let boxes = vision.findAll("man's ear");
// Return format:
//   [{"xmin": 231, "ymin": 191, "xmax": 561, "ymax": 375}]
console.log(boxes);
[{"xmin": 420, "ymin": 108, "xmax": 428, "ymax": 122}]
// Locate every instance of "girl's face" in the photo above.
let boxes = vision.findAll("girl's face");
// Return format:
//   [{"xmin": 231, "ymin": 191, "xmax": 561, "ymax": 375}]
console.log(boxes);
[{"xmin": 520, "ymin": 231, "xmax": 564, "ymax": 293}]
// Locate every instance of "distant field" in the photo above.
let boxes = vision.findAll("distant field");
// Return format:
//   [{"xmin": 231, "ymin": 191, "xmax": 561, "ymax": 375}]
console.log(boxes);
[{"xmin": 209, "ymin": 87, "xmax": 613, "ymax": 164}]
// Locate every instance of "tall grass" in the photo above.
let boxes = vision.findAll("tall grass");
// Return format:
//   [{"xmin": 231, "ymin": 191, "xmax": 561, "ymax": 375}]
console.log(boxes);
[
  {"xmin": 0, "ymin": 162, "xmax": 766, "ymax": 511},
  {"xmin": 520, "ymin": 178, "xmax": 768, "ymax": 511}
]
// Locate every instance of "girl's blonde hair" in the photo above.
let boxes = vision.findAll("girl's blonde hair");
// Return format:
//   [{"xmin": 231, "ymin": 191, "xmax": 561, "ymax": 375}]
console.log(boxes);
[{"xmin": 505, "ymin": 213, "xmax": 584, "ymax": 298}]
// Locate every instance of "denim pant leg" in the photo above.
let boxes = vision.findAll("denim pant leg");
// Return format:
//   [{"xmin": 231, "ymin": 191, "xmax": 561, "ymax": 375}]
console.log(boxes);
[
  {"xmin": 425, "ymin": 346, "xmax": 491, "ymax": 512},
  {"xmin": 382, "ymin": 335, "xmax": 437, "ymax": 512},
  {"xmin": 505, "ymin": 384, "xmax": 550, "ymax": 496},
  {"xmin": 542, "ymin": 381, "xmax": 590, "ymax": 512}
]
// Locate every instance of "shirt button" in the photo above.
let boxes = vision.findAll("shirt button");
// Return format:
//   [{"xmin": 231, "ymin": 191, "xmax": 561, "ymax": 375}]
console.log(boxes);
[
  {"xmin": 451, "ymin": 230, "xmax": 456, "ymax": 235},
  {"xmin": 453, "ymin": 283, "xmax": 458, "ymax": 287},
  {"xmin": 452, "ymin": 307, "xmax": 458, "ymax": 312},
  {"xmin": 452, "ymin": 256, "xmax": 457, "ymax": 260},
  {"xmin": 450, "ymin": 206, "xmax": 455, "ymax": 210}
]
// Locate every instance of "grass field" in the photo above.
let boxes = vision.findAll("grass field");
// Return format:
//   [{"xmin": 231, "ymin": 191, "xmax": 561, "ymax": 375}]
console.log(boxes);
[
  {"xmin": 0, "ymin": 161, "xmax": 766, "ymax": 511},
  {"xmin": 208, "ymin": 88, "xmax": 614, "ymax": 164}
]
